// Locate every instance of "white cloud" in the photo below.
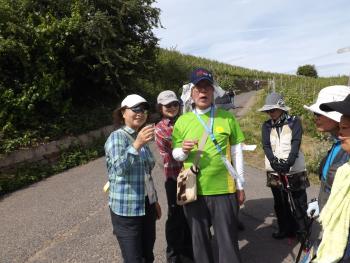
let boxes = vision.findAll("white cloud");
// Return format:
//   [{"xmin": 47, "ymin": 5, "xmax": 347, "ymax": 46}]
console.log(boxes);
[{"xmin": 153, "ymin": 0, "xmax": 350, "ymax": 77}]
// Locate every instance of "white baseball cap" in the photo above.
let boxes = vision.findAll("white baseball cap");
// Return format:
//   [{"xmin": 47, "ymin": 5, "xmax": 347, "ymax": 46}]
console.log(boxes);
[
  {"xmin": 303, "ymin": 85, "xmax": 350, "ymax": 122},
  {"xmin": 121, "ymin": 94, "xmax": 148, "ymax": 108}
]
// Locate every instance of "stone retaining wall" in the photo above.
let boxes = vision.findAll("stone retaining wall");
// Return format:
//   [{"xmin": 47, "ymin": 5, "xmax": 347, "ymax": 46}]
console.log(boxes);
[{"xmin": 0, "ymin": 125, "xmax": 115, "ymax": 171}]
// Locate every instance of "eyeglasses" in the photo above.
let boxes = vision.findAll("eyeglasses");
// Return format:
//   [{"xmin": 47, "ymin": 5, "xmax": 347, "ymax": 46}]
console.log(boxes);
[
  {"xmin": 164, "ymin": 102, "xmax": 179, "ymax": 108},
  {"xmin": 193, "ymin": 85, "xmax": 213, "ymax": 93},
  {"xmin": 128, "ymin": 106, "xmax": 148, "ymax": 114}
]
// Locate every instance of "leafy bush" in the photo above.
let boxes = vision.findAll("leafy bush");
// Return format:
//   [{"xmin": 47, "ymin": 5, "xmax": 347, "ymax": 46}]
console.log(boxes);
[{"xmin": 0, "ymin": 0, "xmax": 160, "ymax": 153}]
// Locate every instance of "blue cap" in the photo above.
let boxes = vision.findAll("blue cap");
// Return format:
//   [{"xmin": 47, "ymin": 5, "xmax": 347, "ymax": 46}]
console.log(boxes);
[{"xmin": 190, "ymin": 68, "xmax": 214, "ymax": 85}]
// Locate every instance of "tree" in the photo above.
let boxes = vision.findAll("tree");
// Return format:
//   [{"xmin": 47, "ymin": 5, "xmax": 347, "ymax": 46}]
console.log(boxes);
[
  {"xmin": 296, "ymin": 64, "xmax": 318, "ymax": 78},
  {"xmin": 0, "ymin": 0, "xmax": 160, "ymax": 152}
]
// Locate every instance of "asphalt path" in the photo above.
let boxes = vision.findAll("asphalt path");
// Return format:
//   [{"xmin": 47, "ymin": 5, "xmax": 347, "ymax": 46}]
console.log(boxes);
[{"xmin": 0, "ymin": 91, "xmax": 318, "ymax": 263}]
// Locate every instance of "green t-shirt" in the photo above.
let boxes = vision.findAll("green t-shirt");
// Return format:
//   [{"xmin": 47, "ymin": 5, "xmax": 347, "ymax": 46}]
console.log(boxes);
[{"xmin": 172, "ymin": 108, "xmax": 245, "ymax": 195}]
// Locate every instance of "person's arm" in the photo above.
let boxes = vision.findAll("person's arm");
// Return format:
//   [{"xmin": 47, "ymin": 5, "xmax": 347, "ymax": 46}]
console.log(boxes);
[
  {"xmin": 261, "ymin": 122, "xmax": 275, "ymax": 162},
  {"xmin": 231, "ymin": 143, "xmax": 244, "ymax": 190},
  {"xmin": 172, "ymin": 118, "xmax": 191, "ymax": 161},
  {"xmin": 105, "ymin": 131, "xmax": 139, "ymax": 181},
  {"xmin": 155, "ymin": 125, "xmax": 173, "ymax": 164},
  {"xmin": 155, "ymin": 127, "xmax": 178, "ymax": 167},
  {"xmin": 287, "ymin": 117, "xmax": 302, "ymax": 166},
  {"xmin": 144, "ymin": 145, "xmax": 155, "ymax": 171},
  {"xmin": 227, "ymin": 113, "xmax": 246, "ymax": 205},
  {"xmin": 172, "ymin": 148, "xmax": 188, "ymax": 161}
]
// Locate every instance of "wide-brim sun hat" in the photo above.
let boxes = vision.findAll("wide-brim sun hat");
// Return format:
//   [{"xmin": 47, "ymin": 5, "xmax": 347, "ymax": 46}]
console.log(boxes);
[
  {"xmin": 303, "ymin": 85, "xmax": 350, "ymax": 122},
  {"xmin": 320, "ymin": 94, "xmax": 350, "ymax": 117},
  {"xmin": 258, "ymin": 92, "xmax": 290, "ymax": 112}
]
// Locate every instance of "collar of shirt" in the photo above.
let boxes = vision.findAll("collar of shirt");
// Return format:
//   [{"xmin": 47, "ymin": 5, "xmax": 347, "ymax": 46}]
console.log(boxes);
[
  {"xmin": 122, "ymin": 125, "xmax": 137, "ymax": 138},
  {"xmin": 192, "ymin": 106, "xmax": 212, "ymax": 114},
  {"xmin": 161, "ymin": 117, "xmax": 174, "ymax": 126},
  {"xmin": 329, "ymin": 134, "xmax": 341, "ymax": 142}
]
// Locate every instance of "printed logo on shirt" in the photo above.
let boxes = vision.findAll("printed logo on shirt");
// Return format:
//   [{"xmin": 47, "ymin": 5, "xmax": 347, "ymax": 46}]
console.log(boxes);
[{"xmin": 216, "ymin": 126, "xmax": 225, "ymax": 133}]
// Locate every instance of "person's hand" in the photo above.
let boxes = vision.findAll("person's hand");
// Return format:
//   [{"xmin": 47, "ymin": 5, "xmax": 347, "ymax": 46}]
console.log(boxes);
[
  {"xmin": 307, "ymin": 199, "xmax": 319, "ymax": 218},
  {"xmin": 133, "ymin": 124, "xmax": 155, "ymax": 150},
  {"xmin": 278, "ymin": 159, "xmax": 291, "ymax": 173},
  {"xmin": 270, "ymin": 157, "xmax": 283, "ymax": 173},
  {"xmin": 182, "ymin": 139, "xmax": 198, "ymax": 154},
  {"xmin": 155, "ymin": 202, "xmax": 162, "ymax": 220},
  {"xmin": 236, "ymin": 189, "xmax": 246, "ymax": 206}
]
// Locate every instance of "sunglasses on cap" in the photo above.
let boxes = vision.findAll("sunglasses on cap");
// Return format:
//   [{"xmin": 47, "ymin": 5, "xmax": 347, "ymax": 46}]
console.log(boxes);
[
  {"xmin": 164, "ymin": 102, "xmax": 179, "ymax": 108},
  {"xmin": 127, "ymin": 105, "xmax": 149, "ymax": 114}
]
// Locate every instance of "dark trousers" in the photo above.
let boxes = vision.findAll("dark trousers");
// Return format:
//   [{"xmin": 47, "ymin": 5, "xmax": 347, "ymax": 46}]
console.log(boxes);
[
  {"xmin": 271, "ymin": 187, "xmax": 308, "ymax": 235},
  {"xmin": 110, "ymin": 199, "xmax": 157, "ymax": 263},
  {"xmin": 183, "ymin": 194, "xmax": 241, "ymax": 263},
  {"xmin": 165, "ymin": 179, "xmax": 193, "ymax": 262}
]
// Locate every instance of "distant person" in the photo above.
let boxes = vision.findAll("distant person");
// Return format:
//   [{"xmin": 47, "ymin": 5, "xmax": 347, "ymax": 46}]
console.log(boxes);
[
  {"xmin": 313, "ymin": 94, "xmax": 350, "ymax": 262},
  {"xmin": 227, "ymin": 88, "xmax": 236, "ymax": 104},
  {"xmin": 259, "ymin": 92, "xmax": 309, "ymax": 240},
  {"xmin": 215, "ymin": 89, "xmax": 236, "ymax": 110},
  {"xmin": 254, "ymin": 80, "xmax": 260, "ymax": 90},
  {"xmin": 155, "ymin": 90, "xmax": 193, "ymax": 263},
  {"xmin": 105, "ymin": 94, "xmax": 161, "ymax": 263},
  {"xmin": 172, "ymin": 68, "xmax": 245, "ymax": 263}
]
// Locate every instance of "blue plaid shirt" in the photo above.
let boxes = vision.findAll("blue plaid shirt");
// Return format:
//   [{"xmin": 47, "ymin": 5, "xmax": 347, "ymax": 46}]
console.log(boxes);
[{"xmin": 105, "ymin": 126, "xmax": 155, "ymax": 216}]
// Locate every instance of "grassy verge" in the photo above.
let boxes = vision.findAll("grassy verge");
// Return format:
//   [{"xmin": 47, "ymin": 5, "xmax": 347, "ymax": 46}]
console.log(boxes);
[{"xmin": 0, "ymin": 137, "xmax": 106, "ymax": 195}]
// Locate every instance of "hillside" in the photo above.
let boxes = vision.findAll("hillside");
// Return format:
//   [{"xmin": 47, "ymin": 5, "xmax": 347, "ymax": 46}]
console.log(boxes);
[
  {"xmin": 1, "ymin": 48, "xmax": 348, "ymax": 154},
  {"xmin": 1, "ymin": 48, "xmax": 348, "ymax": 193}
]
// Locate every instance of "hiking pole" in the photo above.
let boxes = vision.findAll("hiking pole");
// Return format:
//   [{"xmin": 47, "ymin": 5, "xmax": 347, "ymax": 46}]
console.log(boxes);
[
  {"xmin": 281, "ymin": 174, "xmax": 297, "ymax": 217},
  {"xmin": 295, "ymin": 210, "xmax": 315, "ymax": 263}
]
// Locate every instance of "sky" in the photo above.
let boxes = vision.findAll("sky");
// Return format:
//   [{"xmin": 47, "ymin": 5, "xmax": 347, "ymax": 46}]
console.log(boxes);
[{"xmin": 152, "ymin": 0, "xmax": 350, "ymax": 77}]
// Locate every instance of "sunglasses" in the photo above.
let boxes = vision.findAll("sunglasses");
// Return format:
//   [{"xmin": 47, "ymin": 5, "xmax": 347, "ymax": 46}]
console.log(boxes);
[
  {"xmin": 266, "ymin": 109, "xmax": 277, "ymax": 113},
  {"xmin": 164, "ymin": 102, "xmax": 179, "ymax": 108},
  {"xmin": 128, "ymin": 106, "xmax": 148, "ymax": 114}
]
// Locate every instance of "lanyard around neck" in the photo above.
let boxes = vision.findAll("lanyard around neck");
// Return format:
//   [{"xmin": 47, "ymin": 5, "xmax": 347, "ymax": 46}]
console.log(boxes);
[
  {"xmin": 194, "ymin": 106, "xmax": 223, "ymax": 156},
  {"xmin": 194, "ymin": 106, "xmax": 214, "ymax": 134}
]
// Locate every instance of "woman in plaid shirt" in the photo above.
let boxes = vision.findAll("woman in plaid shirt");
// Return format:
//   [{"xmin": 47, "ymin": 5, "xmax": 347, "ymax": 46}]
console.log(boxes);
[
  {"xmin": 105, "ymin": 94, "xmax": 161, "ymax": 263},
  {"xmin": 155, "ymin": 90, "xmax": 193, "ymax": 263}
]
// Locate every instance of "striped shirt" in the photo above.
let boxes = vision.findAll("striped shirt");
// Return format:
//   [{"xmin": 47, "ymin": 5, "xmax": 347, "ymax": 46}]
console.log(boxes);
[
  {"xmin": 155, "ymin": 118, "xmax": 183, "ymax": 181},
  {"xmin": 104, "ymin": 126, "xmax": 155, "ymax": 216}
]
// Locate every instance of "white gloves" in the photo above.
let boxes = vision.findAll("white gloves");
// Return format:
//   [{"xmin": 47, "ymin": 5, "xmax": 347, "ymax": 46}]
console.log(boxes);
[{"xmin": 306, "ymin": 199, "xmax": 320, "ymax": 218}]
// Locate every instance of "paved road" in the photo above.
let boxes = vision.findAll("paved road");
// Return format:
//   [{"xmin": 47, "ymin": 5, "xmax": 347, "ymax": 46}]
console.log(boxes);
[{"xmin": 0, "ymin": 91, "xmax": 318, "ymax": 263}]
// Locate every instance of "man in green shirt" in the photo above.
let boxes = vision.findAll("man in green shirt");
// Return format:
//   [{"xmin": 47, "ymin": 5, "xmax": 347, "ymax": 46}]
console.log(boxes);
[{"xmin": 172, "ymin": 68, "xmax": 245, "ymax": 263}]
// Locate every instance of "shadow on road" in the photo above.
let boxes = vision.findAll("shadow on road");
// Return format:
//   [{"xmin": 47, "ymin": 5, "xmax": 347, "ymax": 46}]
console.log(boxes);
[{"xmin": 238, "ymin": 198, "xmax": 301, "ymax": 263}]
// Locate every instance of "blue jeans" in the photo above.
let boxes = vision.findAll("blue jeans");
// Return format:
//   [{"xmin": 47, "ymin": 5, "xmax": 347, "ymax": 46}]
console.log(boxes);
[{"xmin": 110, "ymin": 198, "xmax": 156, "ymax": 263}]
